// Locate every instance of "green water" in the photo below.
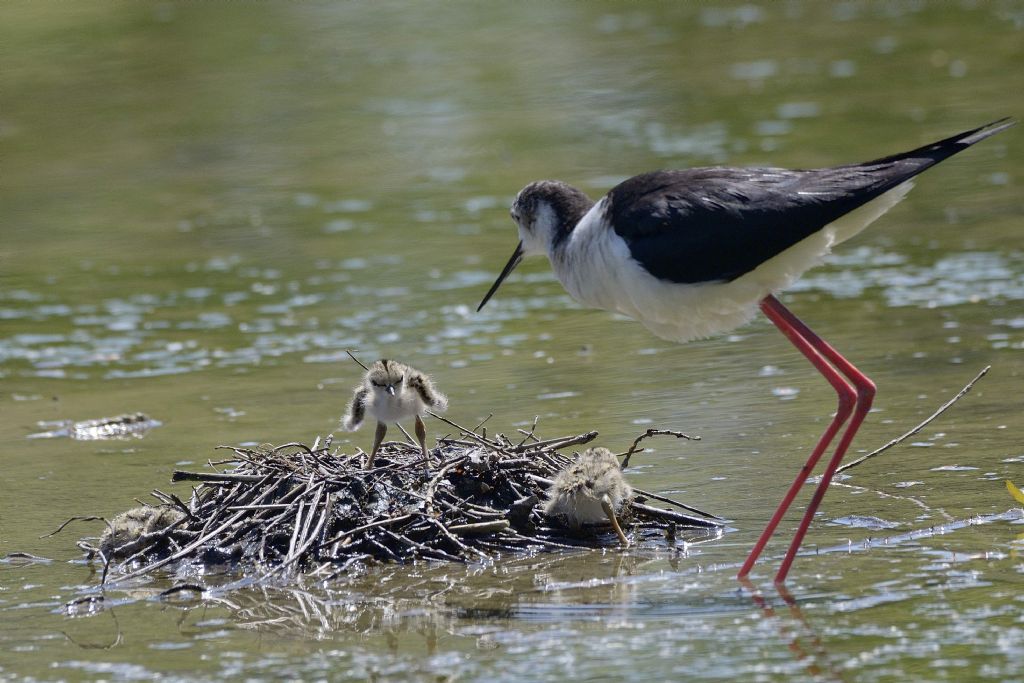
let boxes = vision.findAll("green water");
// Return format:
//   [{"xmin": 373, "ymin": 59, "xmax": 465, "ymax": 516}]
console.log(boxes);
[{"xmin": 2, "ymin": 2, "xmax": 1023, "ymax": 680}]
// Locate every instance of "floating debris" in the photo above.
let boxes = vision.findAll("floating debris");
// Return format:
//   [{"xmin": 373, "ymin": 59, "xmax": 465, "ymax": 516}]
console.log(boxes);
[
  {"xmin": 76, "ymin": 417, "xmax": 724, "ymax": 582},
  {"xmin": 28, "ymin": 413, "xmax": 162, "ymax": 440},
  {"xmin": 828, "ymin": 515, "xmax": 902, "ymax": 531}
]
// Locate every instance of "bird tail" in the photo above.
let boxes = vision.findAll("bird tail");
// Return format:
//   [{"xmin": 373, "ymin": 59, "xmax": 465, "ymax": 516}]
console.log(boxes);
[{"xmin": 859, "ymin": 117, "xmax": 1015, "ymax": 170}]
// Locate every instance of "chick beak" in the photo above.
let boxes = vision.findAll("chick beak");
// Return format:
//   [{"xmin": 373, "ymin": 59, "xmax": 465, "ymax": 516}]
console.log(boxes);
[
  {"xmin": 477, "ymin": 241, "xmax": 524, "ymax": 312},
  {"xmin": 386, "ymin": 385, "xmax": 396, "ymax": 396},
  {"xmin": 601, "ymin": 494, "xmax": 630, "ymax": 549}
]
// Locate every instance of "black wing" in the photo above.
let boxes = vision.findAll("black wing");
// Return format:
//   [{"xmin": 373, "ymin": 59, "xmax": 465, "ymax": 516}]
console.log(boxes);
[
  {"xmin": 607, "ymin": 119, "xmax": 1013, "ymax": 284},
  {"xmin": 407, "ymin": 374, "xmax": 434, "ymax": 406}
]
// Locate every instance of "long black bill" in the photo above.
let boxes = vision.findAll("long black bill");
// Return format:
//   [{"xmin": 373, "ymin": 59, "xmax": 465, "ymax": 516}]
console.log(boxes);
[{"xmin": 477, "ymin": 241, "xmax": 524, "ymax": 312}]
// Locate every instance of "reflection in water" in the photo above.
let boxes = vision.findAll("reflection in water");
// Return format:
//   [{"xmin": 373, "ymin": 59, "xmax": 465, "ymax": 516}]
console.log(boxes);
[
  {"xmin": 50, "ymin": 503, "xmax": 1022, "ymax": 679},
  {"xmin": 741, "ymin": 579, "xmax": 847, "ymax": 682},
  {"xmin": 64, "ymin": 539, "xmax": 728, "ymax": 645},
  {"xmin": 41, "ymin": 498, "xmax": 1024, "ymax": 678}
]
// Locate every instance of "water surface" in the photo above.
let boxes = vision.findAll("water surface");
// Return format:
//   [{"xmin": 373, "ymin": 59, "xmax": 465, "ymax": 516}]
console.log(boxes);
[{"xmin": 2, "ymin": 2, "xmax": 1023, "ymax": 681}]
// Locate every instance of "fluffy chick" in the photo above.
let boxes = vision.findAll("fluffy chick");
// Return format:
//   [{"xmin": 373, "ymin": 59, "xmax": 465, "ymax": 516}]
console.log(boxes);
[
  {"xmin": 341, "ymin": 359, "xmax": 447, "ymax": 473},
  {"xmin": 99, "ymin": 505, "xmax": 185, "ymax": 561},
  {"xmin": 544, "ymin": 447, "xmax": 632, "ymax": 547}
]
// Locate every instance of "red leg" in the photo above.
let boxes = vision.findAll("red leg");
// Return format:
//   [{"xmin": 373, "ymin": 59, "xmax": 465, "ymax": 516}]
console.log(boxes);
[
  {"xmin": 737, "ymin": 297, "xmax": 855, "ymax": 578},
  {"xmin": 767, "ymin": 297, "xmax": 875, "ymax": 582},
  {"xmin": 737, "ymin": 295, "xmax": 875, "ymax": 583}
]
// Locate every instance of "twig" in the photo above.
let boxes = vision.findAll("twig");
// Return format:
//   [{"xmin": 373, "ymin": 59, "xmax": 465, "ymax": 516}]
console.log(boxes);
[
  {"xmin": 836, "ymin": 365, "xmax": 990, "ymax": 474},
  {"xmin": 2, "ymin": 552, "xmax": 53, "ymax": 563},
  {"xmin": 169, "ymin": 495, "xmax": 196, "ymax": 521},
  {"xmin": 472, "ymin": 413, "xmax": 494, "ymax": 433},
  {"xmin": 425, "ymin": 457, "xmax": 468, "ymax": 507},
  {"xmin": 631, "ymin": 486, "xmax": 726, "ymax": 522},
  {"xmin": 426, "ymin": 411, "xmax": 515, "ymax": 455},
  {"xmin": 422, "ymin": 516, "xmax": 491, "ymax": 561},
  {"xmin": 287, "ymin": 500, "xmax": 306, "ymax": 561},
  {"xmin": 322, "ymin": 555, "xmax": 372, "ymax": 581},
  {"xmin": 508, "ymin": 431, "xmax": 600, "ymax": 454},
  {"xmin": 270, "ymin": 494, "xmax": 335, "ymax": 576},
  {"xmin": 272, "ymin": 442, "xmax": 331, "ymax": 471},
  {"xmin": 116, "ymin": 482, "xmax": 280, "ymax": 581},
  {"xmin": 315, "ymin": 514, "xmax": 414, "ymax": 551},
  {"xmin": 621, "ymin": 429, "xmax": 700, "ymax": 469},
  {"xmin": 41, "ymin": 516, "xmax": 108, "ymax": 539},
  {"xmin": 630, "ymin": 502, "xmax": 723, "ymax": 529},
  {"xmin": 382, "ymin": 529, "xmax": 463, "ymax": 562},
  {"xmin": 395, "ymin": 422, "xmax": 417, "ymax": 446},
  {"xmin": 171, "ymin": 471, "xmax": 268, "ymax": 484},
  {"xmin": 346, "ymin": 349, "xmax": 370, "ymax": 371},
  {"xmin": 516, "ymin": 415, "xmax": 541, "ymax": 446},
  {"xmin": 448, "ymin": 520, "xmax": 511, "ymax": 535}
]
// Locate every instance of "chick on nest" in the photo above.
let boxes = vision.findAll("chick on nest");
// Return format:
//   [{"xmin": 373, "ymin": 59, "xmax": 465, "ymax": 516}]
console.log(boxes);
[
  {"xmin": 340, "ymin": 359, "xmax": 448, "ymax": 473},
  {"xmin": 99, "ymin": 505, "xmax": 186, "ymax": 561},
  {"xmin": 544, "ymin": 446, "xmax": 632, "ymax": 547}
]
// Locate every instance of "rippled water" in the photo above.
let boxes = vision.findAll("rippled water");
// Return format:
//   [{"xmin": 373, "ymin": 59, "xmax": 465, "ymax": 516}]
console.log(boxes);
[{"xmin": 2, "ymin": 2, "xmax": 1023, "ymax": 681}]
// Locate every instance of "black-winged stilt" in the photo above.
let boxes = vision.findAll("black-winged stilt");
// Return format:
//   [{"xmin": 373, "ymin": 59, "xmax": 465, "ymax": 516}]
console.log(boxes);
[
  {"xmin": 544, "ymin": 446, "xmax": 633, "ymax": 547},
  {"xmin": 341, "ymin": 359, "xmax": 448, "ymax": 474},
  {"xmin": 477, "ymin": 118, "xmax": 1014, "ymax": 582}
]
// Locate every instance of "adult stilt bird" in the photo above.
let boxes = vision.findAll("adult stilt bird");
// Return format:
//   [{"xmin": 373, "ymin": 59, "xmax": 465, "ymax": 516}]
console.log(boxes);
[{"xmin": 477, "ymin": 118, "xmax": 1013, "ymax": 582}]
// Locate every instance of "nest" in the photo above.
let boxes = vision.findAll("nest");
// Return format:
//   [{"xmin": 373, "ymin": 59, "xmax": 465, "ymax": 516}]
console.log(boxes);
[{"xmin": 78, "ymin": 415, "xmax": 724, "ymax": 583}]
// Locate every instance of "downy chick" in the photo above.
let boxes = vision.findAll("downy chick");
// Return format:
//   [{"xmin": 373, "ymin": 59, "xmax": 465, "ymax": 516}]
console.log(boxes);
[
  {"xmin": 341, "ymin": 359, "xmax": 448, "ymax": 473},
  {"xmin": 544, "ymin": 447, "xmax": 632, "ymax": 547}
]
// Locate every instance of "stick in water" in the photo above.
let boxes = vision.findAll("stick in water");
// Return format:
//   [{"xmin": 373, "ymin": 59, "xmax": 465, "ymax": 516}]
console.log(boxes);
[{"xmin": 836, "ymin": 365, "xmax": 990, "ymax": 475}]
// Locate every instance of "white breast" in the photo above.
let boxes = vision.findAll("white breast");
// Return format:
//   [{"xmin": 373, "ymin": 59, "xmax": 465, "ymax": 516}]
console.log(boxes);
[
  {"xmin": 561, "ymin": 496, "xmax": 608, "ymax": 526},
  {"xmin": 369, "ymin": 390, "xmax": 426, "ymax": 423},
  {"xmin": 551, "ymin": 182, "xmax": 913, "ymax": 343}
]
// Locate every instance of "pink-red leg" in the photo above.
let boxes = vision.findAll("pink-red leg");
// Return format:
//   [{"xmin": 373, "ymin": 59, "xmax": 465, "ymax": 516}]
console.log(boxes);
[
  {"xmin": 738, "ymin": 295, "xmax": 876, "ymax": 583},
  {"xmin": 768, "ymin": 297, "xmax": 875, "ymax": 581}
]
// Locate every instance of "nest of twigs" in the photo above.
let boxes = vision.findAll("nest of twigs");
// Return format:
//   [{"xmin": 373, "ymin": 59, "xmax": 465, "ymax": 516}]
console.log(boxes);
[{"xmin": 76, "ymin": 415, "xmax": 724, "ymax": 583}]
